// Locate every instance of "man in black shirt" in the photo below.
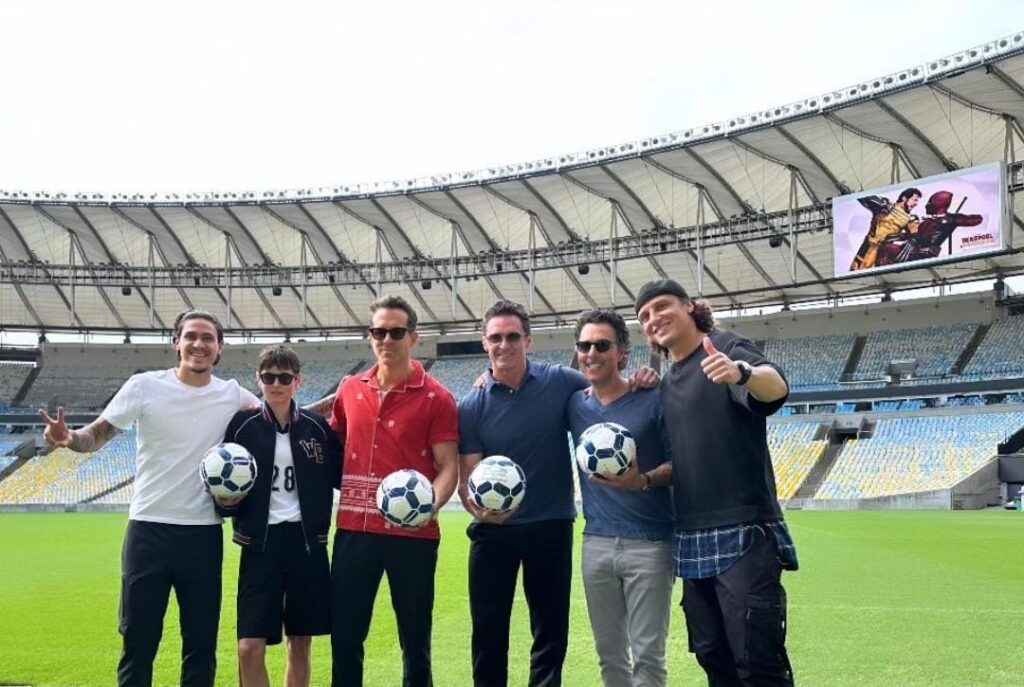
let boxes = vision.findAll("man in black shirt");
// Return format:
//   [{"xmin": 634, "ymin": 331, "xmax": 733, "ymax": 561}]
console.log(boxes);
[{"xmin": 635, "ymin": 279, "xmax": 797, "ymax": 687}]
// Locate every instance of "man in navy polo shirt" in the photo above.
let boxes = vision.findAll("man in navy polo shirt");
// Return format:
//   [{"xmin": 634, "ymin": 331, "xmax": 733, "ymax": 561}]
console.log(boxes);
[
  {"xmin": 458, "ymin": 300, "xmax": 656, "ymax": 687},
  {"xmin": 567, "ymin": 308, "xmax": 675, "ymax": 687}
]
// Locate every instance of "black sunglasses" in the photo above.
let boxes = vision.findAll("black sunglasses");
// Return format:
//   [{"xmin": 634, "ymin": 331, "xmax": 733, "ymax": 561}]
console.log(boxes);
[
  {"xmin": 575, "ymin": 339, "xmax": 614, "ymax": 354},
  {"xmin": 368, "ymin": 327, "xmax": 410, "ymax": 341},
  {"xmin": 485, "ymin": 332, "xmax": 524, "ymax": 345},
  {"xmin": 259, "ymin": 371, "xmax": 296, "ymax": 385}
]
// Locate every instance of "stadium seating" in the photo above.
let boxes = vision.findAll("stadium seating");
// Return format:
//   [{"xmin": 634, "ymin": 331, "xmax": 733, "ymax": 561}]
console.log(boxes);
[
  {"xmin": 763, "ymin": 334, "xmax": 854, "ymax": 391},
  {"xmin": 767, "ymin": 422, "xmax": 825, "ymax": 500},
  {"xmin": 89, "ymin": 482, "xmax": 133, "ymax": 505},
  {"xmin": 623, "ymin": 343, "xmax": 652, "ymax": 376},
  {"xmin": 852, "ymin": 323, "xmax": 976, "ymax": 381},
  {"xmin": 0, "ymin": 361, "xmax": 34, "ymax": 408},
  {"xmin": 3, "ymin": 307, "xmax": 1023, "ymax": 508},
  {"xmin": 815, "ymin": 412, "xmax": 1024, "ymax": 499},
  {"xmin": 943, "ymin": 395, "xmax": 986, "ymax": 408},
  {"xmin": 529, "ymin": 349, "xmax": 573, "ymax": 366},
  {"xmin": 0, "ymin": 434, "xmax": 136, "ymax": 504},
  {"xmin": 428, "ymin": 357, "xmax": 489, "ymax": 400},
  {"xmin": 0, "ymin": 435, "xmax": 26, "ymax": 474},
  {"xmin": 292, "ymin": 361, "xmax": 361, "ymax": 405},
  {"xmin": 0, "ymin": 436, "xmax": 25, "ymax": 455},
  {"xmin": 18, "ymin": 363, "xmax": 150, "ymax": 411},
  {"xmin": 962, "ymin": 315, "xmax": 1024, "ymax": 380},
  {"xmin": 207, "ymin": 363, "xmax": 261, "ymax": 396},
  {"xmin": 0, "ymin": 449, "xmax": 91, "ymax": 503}
]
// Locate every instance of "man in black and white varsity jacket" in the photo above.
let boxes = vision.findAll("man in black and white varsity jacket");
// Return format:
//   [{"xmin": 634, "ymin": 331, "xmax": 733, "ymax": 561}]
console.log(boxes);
[{"xmin": 217, "ymin": 345, "xmax": 342, "ymax": 687}]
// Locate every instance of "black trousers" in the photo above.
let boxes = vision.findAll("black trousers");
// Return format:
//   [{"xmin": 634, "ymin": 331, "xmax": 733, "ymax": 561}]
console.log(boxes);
[
  {"xmin": 467, "ymin": 519, "xmax": 573, "ymax": 687},
  {"xmin": 330, "ymin": 530, "xmax": 439, "ymax": 687},
  {"xmin": 117, "ymin": 520, "xmax": 223, "ymax": 687},
  {"xmin": 681, "ymin": 526, "xmax": 794, "ymax": 687}
]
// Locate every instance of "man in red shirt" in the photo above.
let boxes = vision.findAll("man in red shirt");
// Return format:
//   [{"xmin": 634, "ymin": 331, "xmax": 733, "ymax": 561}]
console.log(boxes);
[{"xmin": 328, "ymin": 295, "xmax": 459, "ymax": 687}]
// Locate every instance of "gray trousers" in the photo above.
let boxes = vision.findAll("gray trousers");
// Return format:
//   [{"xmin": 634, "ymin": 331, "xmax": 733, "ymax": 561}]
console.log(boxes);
[{"xmin": 581, "ymin": 534, "xmax": 675, "ymax": 687}]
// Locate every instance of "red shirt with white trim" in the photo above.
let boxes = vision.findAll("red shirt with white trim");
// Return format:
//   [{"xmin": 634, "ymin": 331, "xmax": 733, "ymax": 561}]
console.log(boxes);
[{"xmin": 328, "ymin": 359, "xmax": 458, "ymax": 540}]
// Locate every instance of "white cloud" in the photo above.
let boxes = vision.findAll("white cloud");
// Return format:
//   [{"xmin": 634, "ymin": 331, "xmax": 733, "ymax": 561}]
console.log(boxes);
[{"xmin": 0, "ymin": 0, "xmax": 1021, "ymax": 193}]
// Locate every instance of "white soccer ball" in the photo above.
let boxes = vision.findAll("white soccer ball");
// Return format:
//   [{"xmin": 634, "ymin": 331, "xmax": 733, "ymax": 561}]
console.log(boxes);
[
  {"xmin": 200, "ymin": 442, "xmax": 257, "ymax": 499},
  {"xmin": 376, "ymin": 469, "xmax": 435, "ymax": 528},
  {"xmin": 468, "ymin": 456, "xmax": 526, "ymax": 512},
  {"xmin": 575, "ymin": 422, "xmax": 636, "ymax": 478}
]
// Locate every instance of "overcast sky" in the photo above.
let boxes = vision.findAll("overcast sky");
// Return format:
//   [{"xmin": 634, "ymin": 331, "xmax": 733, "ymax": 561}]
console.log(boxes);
[{"xmin": 1, "ymin": 1, "xmax": 1022, "ymax": 195}]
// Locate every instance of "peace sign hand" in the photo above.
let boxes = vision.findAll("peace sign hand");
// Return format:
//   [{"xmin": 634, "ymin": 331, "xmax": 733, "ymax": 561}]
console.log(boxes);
[{"xmin": 38, "ymin": 406, "xmax": 72, "ymax": 448}]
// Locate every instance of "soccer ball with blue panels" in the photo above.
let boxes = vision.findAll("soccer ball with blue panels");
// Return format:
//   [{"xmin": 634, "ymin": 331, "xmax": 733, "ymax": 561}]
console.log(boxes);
[
  {"xmin": 468, "ymin": 456, "xmax": 526, "ymax": 512},
  {"xmin": 575, "ymin": 422, "xmax": 636, "ymax": 478},
  {"xmin": 200, "ymin": 442, "xmax": 257, "ymax": 498},
  {"xmin": 376, "ymin": 469, "xmax": 435, "ymax": 528}
]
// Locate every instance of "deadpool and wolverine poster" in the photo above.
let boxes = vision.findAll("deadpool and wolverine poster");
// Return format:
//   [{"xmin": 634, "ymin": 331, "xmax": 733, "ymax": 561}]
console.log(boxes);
[{"xmin": 832, "ymin": 162, "xmax": 1005, "ymax": 278}]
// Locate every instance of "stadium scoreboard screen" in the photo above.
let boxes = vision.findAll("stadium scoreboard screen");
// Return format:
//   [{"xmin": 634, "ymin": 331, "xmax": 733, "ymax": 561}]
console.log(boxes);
[{"xmin": 831, "ymin": 162, "xmax": 1006, "ymax": 278}]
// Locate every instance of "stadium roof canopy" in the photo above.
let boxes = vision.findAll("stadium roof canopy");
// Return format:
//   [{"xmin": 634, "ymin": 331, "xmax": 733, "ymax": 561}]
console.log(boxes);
[{"xmin": 3, "ymin": 32, "xmax": 1024, "ymax": 334}]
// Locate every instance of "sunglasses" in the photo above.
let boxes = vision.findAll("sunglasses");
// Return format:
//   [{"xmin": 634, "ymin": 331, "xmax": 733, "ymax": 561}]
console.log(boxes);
[
  {"xmin": 575, "ymin": 339, "xmax": 614, "ymax": 354},
  {"xmin": 368, "ymin": 327, "xmax": 410, "ymax": 341},
  {"xmin": 485, "ymin": 332, "xmax": 524, "ymax": 345},
  {"xmin": 259, "ymin": 371, "xmax": 296, "ymax": 385}
]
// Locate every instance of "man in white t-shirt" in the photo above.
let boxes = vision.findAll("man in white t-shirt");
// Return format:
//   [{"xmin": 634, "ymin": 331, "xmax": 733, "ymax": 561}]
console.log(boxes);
[{"xmin": 39, "ymin": 310, "xmax": 259, "ymax": 687}]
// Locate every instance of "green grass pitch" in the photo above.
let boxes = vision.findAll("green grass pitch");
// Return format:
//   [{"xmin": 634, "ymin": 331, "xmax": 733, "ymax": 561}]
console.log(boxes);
[{"xmin": 1, "ymin": 510, "xmax": 1021, "ymax": 686}]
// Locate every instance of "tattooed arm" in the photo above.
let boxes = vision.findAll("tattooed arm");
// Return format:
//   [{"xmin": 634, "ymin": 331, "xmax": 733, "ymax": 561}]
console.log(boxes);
[{"xmin": 38, "ymin": 407, "xmax": 122, "ymax": 453}]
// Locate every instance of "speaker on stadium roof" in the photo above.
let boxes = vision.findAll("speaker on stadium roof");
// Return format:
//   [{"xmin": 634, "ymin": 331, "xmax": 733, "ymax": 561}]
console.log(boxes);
[
  {"xmin": 577, "ymin": 264, "xmax": 590, "ymax": 275},
  {"xmin": 272, "ymin": 286, "xmax": 283, "ymax": 296},
  {"xmin": 121, "ymin": 286, "xmax": 132, "ymax": 296},
  {"xmin": 421, "ymin": 280, "xmax": 432, "ymax": 290},
  {"xmin": 768, "ymin": 235, "xmax": 783, "ymax": 248},
  {"xmin": 495, "ymin": 262, "xmax": 504, "ymax": 272}
]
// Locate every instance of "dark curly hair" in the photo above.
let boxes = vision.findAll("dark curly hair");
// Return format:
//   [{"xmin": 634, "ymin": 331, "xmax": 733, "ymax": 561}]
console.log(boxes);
[{"xmin": 574, "ymin": 308, "xmax": 630, "ymax": 371}]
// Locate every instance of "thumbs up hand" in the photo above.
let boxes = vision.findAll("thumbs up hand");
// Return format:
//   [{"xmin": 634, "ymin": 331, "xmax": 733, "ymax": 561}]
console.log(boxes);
[{"xmin": 700, "ymin": 336, "xmax": 742, "ymax": 385}]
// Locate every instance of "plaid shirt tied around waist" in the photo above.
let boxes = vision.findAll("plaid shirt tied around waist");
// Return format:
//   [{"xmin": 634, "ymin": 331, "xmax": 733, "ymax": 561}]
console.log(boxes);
[{"xmin": 675, "ymin": 520, "xmax": 799, "ymax": 580}]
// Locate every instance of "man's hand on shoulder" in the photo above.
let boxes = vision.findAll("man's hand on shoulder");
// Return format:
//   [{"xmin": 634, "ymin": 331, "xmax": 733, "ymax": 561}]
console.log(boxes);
[{"xmin": 628, "ymin": 365, "xmax": 660, "ymax": 392}]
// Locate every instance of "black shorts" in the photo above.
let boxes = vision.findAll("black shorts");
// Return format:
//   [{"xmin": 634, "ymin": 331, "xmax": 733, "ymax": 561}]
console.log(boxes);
[{"xmin": 237, "ymin": 522, "xmax": 331, "ymax": 645}]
